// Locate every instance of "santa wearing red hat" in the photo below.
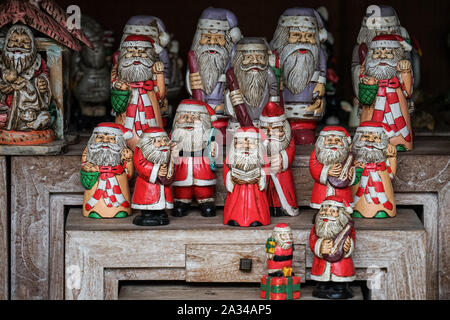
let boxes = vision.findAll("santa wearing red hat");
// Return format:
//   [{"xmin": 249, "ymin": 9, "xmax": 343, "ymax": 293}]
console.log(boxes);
[
  {"xmin": 223, "ymin": 126, "xmax": 270, "ymax": 227},
  {"xmin": 310, "ymin": 196, "xmax": 355, "ymax": 299},
  {"xmin": 111, "ymin": 33, "xmax": 166, "ymax": 148},
  {"xmin": 170, "ymin": 99, "xmax": 218, "ymax": 218},
  {"xmin": 259, "ymin": 102, "xmax": 299, "ymax": 217},
  {"xmin": 265, "ymin": 223, "xmax": 294, "ymax": 277},
  {"xmin": 132, "ymin": 127, "xmax": 174, "ymax": 226},
  {"xmin": 309, "ymin": 126, "xmax": 355, "ymax": 209}
]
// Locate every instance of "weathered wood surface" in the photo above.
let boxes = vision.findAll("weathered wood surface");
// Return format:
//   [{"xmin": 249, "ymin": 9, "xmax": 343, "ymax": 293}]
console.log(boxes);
[
  {"xmin": 0, "ymin": 139, "xmax": 69, "ymax": 156},
  {"xmin": 0, "ymin": 157, "xmax": 8, "ymax": 300},
  {"xmin": 65, "ymin": 208, "xmax": 425, "ymax": 300},
  {"xmin": 11, "ymin": 136, "xmax": 449, "ymax": 299},
  {"xmin": 118, "ymin": 283, "xmax": 363, "ymax": 300}
]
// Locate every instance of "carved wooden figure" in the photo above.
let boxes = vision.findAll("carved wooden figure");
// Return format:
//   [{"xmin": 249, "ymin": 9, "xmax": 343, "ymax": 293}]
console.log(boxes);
[
  {"xmin": 132, "ymin": 127, "xmax": 174, "ymax": 226},
  {"xmin": 351, "ymin": 121, "xmax": 397, "ymax": 218},
  {"xmin": 270, "ymin": 7, "xmax": 328, "ymax": 145},
  {"xmin": 309, "ymin": 126, "xmax": 355, "ymax": 210},
  {"xmin": 223, "ymin": 126, "xmax": 270, "ymax": 227},
  {"xmin": 258, "ymin": 101, "xmax": 299, "ymax": 217},
  {"xmin": 81, "ymin": 123, "xmax": 134, "ymax": 219},
  {"xmin": 170, "ymin": 99, "xmax": 218, "ymax": 218},
  {"xmin": 310, "ymin": 196, "xmax": 355, "ymax": 299}
]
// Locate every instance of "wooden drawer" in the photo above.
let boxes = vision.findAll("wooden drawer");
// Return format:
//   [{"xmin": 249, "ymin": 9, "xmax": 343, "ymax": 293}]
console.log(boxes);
[{"xmin": 185, "ymin": 244, "xmax": 305, "ymax": 283}]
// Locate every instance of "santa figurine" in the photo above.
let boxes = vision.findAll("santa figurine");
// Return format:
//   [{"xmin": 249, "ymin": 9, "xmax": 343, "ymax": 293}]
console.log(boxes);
[
  {"xmin": 310, "ymin": 196, "xmax": 355, "ymax": 299},
  {"xmin": 111, "ymin": 33, "xmax": 166, "ymax": 150},
  {"xmin": 132, "ymin": 127, "xmax": 174, "ymax": 226},
  {"xmin": 223, "ymin": 126, "xmax": 270, "ymax": 227},
  {"xmin": 265, "ymin": 223, "xmax": 294, "ymax": 276},
  {"xmin": 258, "ymin": 102, "xmax": 299, "ymax": 217},
  {"xmin": 358, "ymin": 34, "xmax": 414, "ymax": 151},
  {"xmin": 351, "ymin": 121, "xmax": 397, "ymax": 218},
  {"xmin": 80, "ymin": 123, "xmax": 134, "ymax": 219},
  {"xmin": 187, "ymin": 7, "xmax": 243, "ymax": 136},
  {"xmin": 224, "ymin": 37, "xmax": 279, "ymax": 135},
  {"xmin": 309, "ymin": 126, "xmax": 355, "ymax": 210},
  {"xmin": 170, "ymin": 99, "xmax": 218, "ymax": 218},
  {"xmin": 270, "ymin": 8, "xmax": 328, "ymax": 145}
]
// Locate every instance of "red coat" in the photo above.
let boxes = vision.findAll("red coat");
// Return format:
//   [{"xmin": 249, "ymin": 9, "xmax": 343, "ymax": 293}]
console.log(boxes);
[
  {"xmin": 131, "ymin": 148, "xmax": 173, "ymax": 210},
  {"xmin": 173, "ymin": 154, "xmax": 216, "ymax": 187},
  {"xmin": 309, "ymin": 226, "xmax": 355, "ymax": 280},
  {"xmin": 267, "ymin": 138, "xmax": 299, "ymax": 215},
  {"xmin": 267, "ymin": 245, "xmax": 293, "ymax": 271},
  {"xmin": 309, "ymin": 150, "xmax": 353, "ymax": 209}
]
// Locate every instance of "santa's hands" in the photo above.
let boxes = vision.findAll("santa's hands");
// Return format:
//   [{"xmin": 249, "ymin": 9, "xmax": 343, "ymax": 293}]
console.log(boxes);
[
  {"xmin": 266, "ymin": 252, "xmax": 275, "ymax": 260},
  {"xmin": 343, "ymin": 237, "xmax": 352, "ymax": 254},
  {"xmin": 269, "ymin": 153, "xmax": 283, "ymax": 174},
  {"xmin": 189, "ymin": 72, "xmax": 203, "ymax": 90},
  {"xmin": 152, "ymin": 61, "xmax": 164, "ymax": 74},
  {"xmin": 158, "ymin": 164, "xmax": 168, "ymax": 177},
  {"xmin": 386, "ymin": 144, "xmax": 397, "ymax": 158},
  {"xmin": 210, "ymin": 141, "xmax": 218, "ymax": 158},
  {"xmin": 313, "ymin": 82, "xmax": 326, "ymax": 99},
  {"xmin": 397, "ymin": 60, "xmax": 412, "ymax": 73},
  {"xmin": 170, "ymin": 141, "xmax": 181, "ymax": 164},
  {"xmin": 362, "ymin": 76, "xmax": 378, "ymax": 86},
  {"xmin": 348, "ymin": 166, "xmax": 355, "ymax": 181},
  {"xmin": 354, "ymin": 161, "xmax": 364, "ymax": 169},
  {"xmin": 320, "ymin": 239, "xmax": 333, "ymax": 255},
  {"xmin": 114, "ymin": 80, "xmax": 129, "ymax": 91},
  {"xmin": 37, "ymin": 77, "xmax": 49, "ymax": 93},
  {"xmin": 305, "ymin": 98, "xmax": 324, "ymax": 116},
  {"xmin": 121, "ymin": 148, "xmax": 133, "ymax": 162},
  {"xmin": 328, "ymin": 163, "xmax": 342, "ymax": 177},
  {"xmin": 230, "ymin": 89, "xmax": 244, "ymax": 107},
  {"xmin": 82, "ymin": 162, "xmax": 99, "ymax": 173}
]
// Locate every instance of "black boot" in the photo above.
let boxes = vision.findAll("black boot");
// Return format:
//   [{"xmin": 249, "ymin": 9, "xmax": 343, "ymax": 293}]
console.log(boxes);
[
  {"xmin": 227, "ymin": 220, "xmax": 240, "ymax": 227},
  {"xmin": 312, "ymin": 282, "xmax": 330, "ymax": 299},
  {"xmin": 270, "ymin": 207, "xmax": 285, "ymax": 217},
  {"xmin": 156, "ymin": 210, "xmax": 170, "ymax": 225},
  {"xmin": 325, "ymin": 282, "xmax": 353, "ymax": 299},
  {"xmin": 133, "ymin": 210, "xmax": 168, "ymax": 226},
  {"xmin": 199, "ymin": 202, "xmax": 216, "ymax": 217},
  {"xmin": 249, "ymin": 221, "xmax": 263, "ymax": 227},
  {"xmin": 268, "ymin": 270, "xmax": 284, "ymax": 277},
  {"xmin": 172, "ymin": 201, "xmax": 190, "ymax": 217}
]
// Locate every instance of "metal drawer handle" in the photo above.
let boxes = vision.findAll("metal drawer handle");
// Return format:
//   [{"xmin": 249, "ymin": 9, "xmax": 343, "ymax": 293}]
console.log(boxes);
[{"xmin": 239, "ymin": 258, "xmax": 252, "ymax": 272}]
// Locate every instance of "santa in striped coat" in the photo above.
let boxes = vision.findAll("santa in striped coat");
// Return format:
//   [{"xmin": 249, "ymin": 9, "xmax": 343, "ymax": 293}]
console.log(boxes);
[
  {"xmin": 351, "ymin": 121, "xmax": 397, "ymax": 219},
  {"xmin": 359, "ymin": 34, "xmax": 414, "ymax": 151}
]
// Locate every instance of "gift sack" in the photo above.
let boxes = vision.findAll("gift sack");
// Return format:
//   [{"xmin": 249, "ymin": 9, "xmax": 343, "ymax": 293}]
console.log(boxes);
[
  {"xmin": 358, "ymin": 83, "xmax": 378, "ymax": 105},
  {"xmin": 111, "ymin": 89, "xmax": 130, "ymax": 114},
  {"xmin": 260, "ymin": 275, "xmax": 301, "ymax": 300},
  {"xmin": 80, "ymin": 170, "xmax": 99, "ymax": 190}
]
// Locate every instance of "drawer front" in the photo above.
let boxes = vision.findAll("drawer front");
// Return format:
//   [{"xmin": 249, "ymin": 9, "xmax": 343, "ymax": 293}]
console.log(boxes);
[{"xmin": 186, "ymin": 244, "xmax": 305, "ymax": 283}]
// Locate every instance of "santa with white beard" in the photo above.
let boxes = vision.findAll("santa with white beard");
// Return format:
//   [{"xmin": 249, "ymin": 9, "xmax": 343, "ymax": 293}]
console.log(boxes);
[
  {"xmin": 223, "ymin": 127, "xmax": 270, "ymax": 227},
  {"xmin": 132, "ymin": 127, "xmax": 174, "ymax": 226},
  {"xmin": 170, "ymin": 99, "xmax": 218, "ymax": 217},
  {"xmin": 81, "ymin": 123, "xmax": 134, "ymax": 219},
  {"xmin": 0, "ymin": 24, "xmax": 52, "ymax": 137},
  {"xmin": 265, "ymin": 223, "xmax": 294, "ymax": 277},
  {"xmin": 270, "ymin": 8, "xmax": 328, "ymax": 145},
  {"xmin": 359, "ymin": 35, "xmax": 414, "ymax": 151},
  {"xmin": 111, "ymin": 34, "xmax": 166, "ymax": 148},
  {"xmin": 258, "ymin": 102, "xmax": 298, "ymax": 217},
  {"xmin": 351, "ymin": 121, "xmax": 397, "ymax": 219},
  {"xmin": 309, "ymin": 126, "xmax": 355, "ymax": 209},
  {"xmin": 310, "ymin": 196, "xmax": 355, "ymax": 299}
]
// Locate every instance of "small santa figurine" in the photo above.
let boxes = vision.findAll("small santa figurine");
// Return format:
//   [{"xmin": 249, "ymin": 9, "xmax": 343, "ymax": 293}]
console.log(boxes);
[
  {"xmin": 131, "ymin": 127, "xmax": 174, "ymax": 226},
  {"xmin": 309, "ymin": 126, "xmax": 355, "ymax": 209},
  {"xmin": 170, "ymin": 99, "xmax": 218, "ymax": 217},
  {"xmin": 265, "ymin": 223, "xmax": 294, "ymax": 277},
  {"xmin": 359, "ymin": 34, "xmax": 414, "ymax": 151},
  {"xmin": 81, "ymin": 123, "xmax": 134, "ymax": 219},
  {"xmin": 310, "ymin": 196, "xmax": 355, "ymax": 299},
  {"xmin": 258, "ymin": 101, "xmax": 299, "ymax": 217},
  {"xmin": 223, "ymin": 126, "xmax": 270, "ymax": 227},
  {"xmin": 351, "ymin": 121, "xmax": 397, "ymax": 218},
  {"xmin": 111, "ymin": 33, "xmax": 166, "ymax": 149}
]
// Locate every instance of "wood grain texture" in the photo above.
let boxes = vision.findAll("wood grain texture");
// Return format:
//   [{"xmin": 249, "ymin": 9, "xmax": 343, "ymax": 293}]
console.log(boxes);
[{"xmin": 0, "ymin": 157, "xmax": 8, "ymax": 300}]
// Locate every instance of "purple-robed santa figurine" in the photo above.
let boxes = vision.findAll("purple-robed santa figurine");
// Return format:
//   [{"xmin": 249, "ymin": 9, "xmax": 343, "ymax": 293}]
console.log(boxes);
[{"xmin": 270, "ymin": 7, "xmax": 328, "ymax": 145}]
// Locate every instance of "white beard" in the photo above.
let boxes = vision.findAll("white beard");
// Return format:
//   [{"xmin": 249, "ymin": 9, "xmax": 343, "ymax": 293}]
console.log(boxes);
[
  {"xmin": 315, "ymin": 211, "xmax": 349, "ymax": 239},
  {"xmin": 87, "ymin": 142, "xmax": 123, "ymax": 167},
  {"xmin": 3, "ymin": 48, "xmax": 35, "ymax": 74},
  {"xmin": 194, "ymin": 44, "xmax": 230, "ymax": 95},
  {"xmin": 232, "ymin": 148, "xmax": 260, "ymax": 172},
  {"xmin": 266, "ymin": 135, "xmax": 289, "ymax": 157},
  {"xmin": 354, "ymin": 145, "xmax": 387, "ymax": 163},
  {"xmin": 365, "ymin": 62, "xmax": 398, "ymax": 80},
  {"xmin": 118, "ymin": 56, "xmax": 154, "ymax": 82},
  {"xmin": 273, "ymin": 233, "xmax": 293, "ymax": 250},
  {"xmin": 138, "ymin": 138, "xmax": 170, "ymax": 165},
  {"xmin": 316, "ymin": 144, "xmax": 348, "ymax": 166},
  {"xmin": 172, "ymin": 125, "xmax": 206, "ymax": 152}
]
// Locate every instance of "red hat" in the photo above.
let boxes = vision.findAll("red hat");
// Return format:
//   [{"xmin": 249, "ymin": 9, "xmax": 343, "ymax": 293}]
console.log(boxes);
[
  {"xmin": 369, "ymin": 34, "xmax": 412, "ymax": 51},
  {"xmin": 357, "ymin": 121, "xmax": 394, "ymax": 138},
  {"xmin": 259, "ymin": 101, "xmax": 287, "ymax": 124},
  {"xmin": 122, "ymin": 34, "xmax": 155, "ymax": 48},
  {"xmin": 273, "ymin": 223, "xmax": 292, "ymax": 233},
  {"xmin": 321, "ymin": 195, "xmax": 353, "ymax": 215},
  {"xmin": 142, "ymin": 127, "xmax": 168, "ymax": 138},
  {"xmin": 319, "ymin": 126, "xmax": 351, "ymax": 145},
  {"xmin": 93, "ymin": 122, "xmax": 133, "ymax": 140},
  {"xmin": 176, "ymin": 99, "xmax": 217, "ymax": 122}
]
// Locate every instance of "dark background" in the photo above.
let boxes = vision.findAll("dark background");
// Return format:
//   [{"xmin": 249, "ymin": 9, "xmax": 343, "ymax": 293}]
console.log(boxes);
[{"xmin": 57, "ymin": 0, "xmax": 450, "ymax": 102}]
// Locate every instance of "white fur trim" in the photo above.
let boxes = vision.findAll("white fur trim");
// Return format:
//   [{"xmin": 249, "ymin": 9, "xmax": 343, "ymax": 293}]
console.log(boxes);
[
  {"xmin": 123, "ymin": 131, "xmax": 133, "ymax": 140},
  {"xmin": 144, "ymin": 131, "xmax": 167, "ymax": 139},
  {"xmin": 159, "ymin": 32, "xmax": 170, "ymax": 47},
  {"xmin": 314, "ymin": 237, "xmax": 324, "ymax": 258},
  {"xmin": 356, "ymin": 126, "xmax": 393, "ymax": 137},
  {"xmin": 185, "ymin": 70, "xmax": 192, "ymax": 96},
  {"xmin": 331, "ymin": 274, "xmax": 356, "ymax": 282},
  {"xmin": 319, "ymin": 28, "xmax": 328, "ymax": 43},
  {"xmin": 177, "ymin": 104, "xmax": 207, "ymax": 114},
  {"xmin": 198, "ymin": 18, "xmax": 230, "ymax": 31},
  {"xmin": 365, "ymin": 15, "xmax": 399, "ymax": 29},
  {"xmin": 131, "ymin": 185, "xmax": 173, "ymax": 210},
  {"xmin": 193, "ymin": 178, "xmax": 217, "ymax": 186},
  {"xmin": 93, "ymin": 126, "xmax": 123, "ymax": 137},
  {"xmin": 233, "ymin": 131, "xmax": 261, "ymax": 140},
  {"xmin": 320, "ymin": 165, "xmax": 330, "ymax": 185},
  {"xmin": 229, "ymin": 27, "xmax": 242, "ymax": 43},
  {"xmin": 321, "ymin": 200, "xmax": 353, "ymax": 214},
  {"xmin": 226, "ymin": 170, "xmax": 234, "ymax": 193},
  {"xmin": 259, "ymin": 114, "xmax": 286, "ymax": 123},
  {"xmin": 280, "ymin": 150, "xmax": 289, "ymax": 171},
  {"xmin": 122, "ymin": 40, "xmax": 153, "ymax": 48},
  {"xmin": 258, "ymin": 169, "xmax": 266, "ymax": 191},
  {"xmin": 279, "ymin": 15, "xmax": 318, "ymax": 28},
  {"xmin": 124, "ymin": 25, "xmax": 158, "ymax": 38},
  {"xmin": 310, "ymin": 202, "xmax": 321, "ymax": 209},
  {"xmin": 269, "ymin": 96, "xmax": 280, "ymax": 102},
  {"xmin": 149, "ymin": 163, "xmax": 161, "ymax": 184},
  {"xmin": 268, "ymin": 54, "xmax": 276, "ymax": 68},
  {"xmin": 235, "ymin": 43, "xmax": 267, "ymax": 51},
  {"xmin": 154, "ymin": 43, "xmax": 163, "ymax": 54},
  {"xmin": 172, "ymin": 157, "xmax": 193, "ymax": 186},
  {"xmin": 269, "ymin": 172, "xmax": 299, "ymax": 216}
]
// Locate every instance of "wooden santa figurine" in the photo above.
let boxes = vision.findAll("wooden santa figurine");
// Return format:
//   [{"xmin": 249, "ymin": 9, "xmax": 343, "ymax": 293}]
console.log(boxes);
[
  {"xmin": 81, "ymin": 123, "xmax": 134, "ymax": 219},
  {"xmin": 351, "ymin": 121, "xmax": 397, "ymax": 218},
  {"xmin": 132, "ymin": 127, "xmax": 174, "ymax": 226},
  {"xmin": 309, "ymin": 126, "xmax": 355, "ymax": 209},
  {"xmin": 310, "ymin": 196, "xmax": 355, "ymax": 299},
  {"xmin": 223, "ymin": 126, "xmax": 270, "ymax": 227},
  {"xmin": 258, "ymin": 101, "xmax": 299, "ymax": 217}
]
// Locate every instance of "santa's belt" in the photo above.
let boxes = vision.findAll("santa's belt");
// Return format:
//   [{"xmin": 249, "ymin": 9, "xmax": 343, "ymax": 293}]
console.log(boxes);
[
  {"xmin": 178, "ymin": 149, "xmax": 206, "ymax": 157},
  {"xmin": 378, "ymin": 77, "xmax": 400, "ymax": 88},
  {"xmin": 130, "ymin": 80, "xmax": 155, "ymax": 91},
  {"xmin": 364, "ymin": 162, "xmax": 387, "ymax": 172},
  {"xmin": 273, "ymin": 255, "xmax": 293, "ymax": 262},
  {"xmin": 98, "ymin": 165, "xmax": 124, "ymax": 174}
]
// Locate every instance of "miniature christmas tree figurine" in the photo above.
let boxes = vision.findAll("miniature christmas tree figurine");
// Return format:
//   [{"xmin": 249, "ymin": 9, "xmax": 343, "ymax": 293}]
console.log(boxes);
[
  {"xmin": 310, "ymin": 196, "xmax": 355, "ymax": 299},
  {"xmin": 81, "ymin": 123, "xmax": 134, "ymax": 219},
  {"xmin": 351, "ymin": 121, "xmax": 397, "ymax": 218},
  {"xmin": 132, "ymin": 127, "xmax": 174, "ymax": 226},
  {"xmin": 260, "ymin": 223, "xmax": 300, "ymax": 300},
  {"xmin": 258, "ymin": 102, "xmax": 299, "ymax": 217},
  {"xmin": 223, "ymin": 127, "xmax": 270, "ymax": 227}
]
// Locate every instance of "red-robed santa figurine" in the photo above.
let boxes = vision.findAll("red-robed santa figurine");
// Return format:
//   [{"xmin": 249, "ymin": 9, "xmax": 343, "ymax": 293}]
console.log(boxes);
[
  {"xmin": 310, "ymin": 196, "xmax": 355, "ymax": 299},
  {"xmin": 259, "ymin": 102, "xmax": 299, "ymax": 217},
  {"xmin": 132, "ymin": 127, "xmax": 174, "ymax": 226},
  {"xmin": 309, "ymin": 126, "xmax": 355, "ymax": 209},
  {"xmin": 223, "ymin": 126, "xmax": 270, "ymax": 227},
  {"xmin": 170, "ymin": 99, "xmax": 218, "ymax": 217},
  {"xmin": 265, "ymin": 223, "xmax": 294, "ymax": 276}
]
